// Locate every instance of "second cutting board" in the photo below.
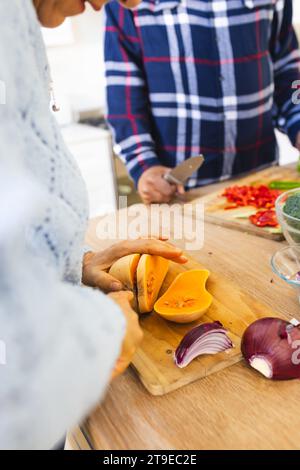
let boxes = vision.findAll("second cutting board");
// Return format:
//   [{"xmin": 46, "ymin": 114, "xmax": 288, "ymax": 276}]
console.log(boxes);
[{"xmin": 195, "ymin": 165, "xmax": 300, "ymax": 241}]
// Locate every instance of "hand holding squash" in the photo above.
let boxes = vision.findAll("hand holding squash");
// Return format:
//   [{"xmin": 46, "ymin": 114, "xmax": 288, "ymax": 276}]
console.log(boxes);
[
  {"xmin": 82, "ymin": 239, "xmax": 187, "ymax": 293},
  {"xmin": 108, "ymin": 291, "xmax": 143, "ymax": 379}
]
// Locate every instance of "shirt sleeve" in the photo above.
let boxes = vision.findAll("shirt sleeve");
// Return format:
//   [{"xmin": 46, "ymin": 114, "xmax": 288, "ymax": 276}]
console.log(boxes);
[
  {"xmin": 0, "ymin": 128, "xmax": 126, "ymax": 450},
  {"xmin": 270, "ymin": 0, "xmax": 300, "ymax": 145},
  {"xmin": 104, "ymin": 3, "xmax": 161, "ymax": 186}
]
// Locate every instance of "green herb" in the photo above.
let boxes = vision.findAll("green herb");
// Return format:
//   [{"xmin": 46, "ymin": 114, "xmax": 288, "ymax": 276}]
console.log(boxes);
[
  {"xmin": 269, "ymin": 181, "xmax": 300, "ymax": 190},
  {"xmin": 283, "ymin": 192, "xmax": 300, "ymax": 219},
  {"xmin": 297, "ymin": 155, "xmax": 300, "ymax": 174},
  {"xmin": 283, "ymin": 192, "xmax": 300, "ymax": 243}
]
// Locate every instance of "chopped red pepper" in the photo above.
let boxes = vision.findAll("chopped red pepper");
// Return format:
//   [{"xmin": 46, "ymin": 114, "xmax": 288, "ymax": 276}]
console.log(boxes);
[
  {"xmin": 222, "ymin": 185, "xmax": 281, "ymax": 210},
  {"xmin": 249, "ymin": 210, "xmax": 279, "ymax": 227},
  {"xmin": 222, "ymin": 184, "xmax": 281, "ymax": 228}
]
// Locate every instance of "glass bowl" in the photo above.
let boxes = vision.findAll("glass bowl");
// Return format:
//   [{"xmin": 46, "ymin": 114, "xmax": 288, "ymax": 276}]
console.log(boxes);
[
  {"xmin": 275, "ymin": 189, "xmax": 300, "ymax": 245},
  {"xmin": 271, "ymin": 245, "xmax": 300, "ymax": 294}
]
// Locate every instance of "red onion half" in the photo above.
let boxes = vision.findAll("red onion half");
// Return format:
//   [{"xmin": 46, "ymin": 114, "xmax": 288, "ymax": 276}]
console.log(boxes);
[
  {"xmin": 175, "ymin": 321, "xmax": 233, "ymax": 368},
  {"xmin": 241, "ymin": 317, "xmax": 300, "ymax": 380}
]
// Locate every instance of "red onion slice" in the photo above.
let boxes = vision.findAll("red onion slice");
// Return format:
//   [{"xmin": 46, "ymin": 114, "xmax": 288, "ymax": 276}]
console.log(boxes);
[{"xmin": 175, "ymin": 321, "xmax": 234, "ymax": 368}]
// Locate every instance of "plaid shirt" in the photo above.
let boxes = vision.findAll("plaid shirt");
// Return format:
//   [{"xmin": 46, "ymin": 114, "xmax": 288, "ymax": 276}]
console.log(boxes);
[{"xmin": 104, "ymin": 0, "xmax": 300, "ymax": 188}]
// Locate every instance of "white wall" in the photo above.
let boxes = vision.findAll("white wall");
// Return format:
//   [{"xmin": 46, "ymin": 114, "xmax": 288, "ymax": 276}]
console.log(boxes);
[
  {"xmin": 43, "ymin": 6, "xmax": 116, "ymax": 217},
  {"xmin": 45, "ymin": 5, "xmax": 106, "ymax": 122},
  {"xmin": 294, "ymin": 0, "xmax": 300, "ymax": 23},
  {"xmin": 276, "ymin": 0, "xmax": 300, "ymax": 165}
]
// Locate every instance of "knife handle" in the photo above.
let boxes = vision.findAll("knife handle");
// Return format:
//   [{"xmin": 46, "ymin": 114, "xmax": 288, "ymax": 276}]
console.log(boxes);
[{"xmin": 163, "ymin": 173, "xmax": 182, "ymax": 186}]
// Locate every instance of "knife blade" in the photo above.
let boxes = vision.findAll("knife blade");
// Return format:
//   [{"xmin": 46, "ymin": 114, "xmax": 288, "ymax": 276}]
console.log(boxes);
[{"xmin": 164, "ymin": 155, "xmax": 205, "ymax": 186}]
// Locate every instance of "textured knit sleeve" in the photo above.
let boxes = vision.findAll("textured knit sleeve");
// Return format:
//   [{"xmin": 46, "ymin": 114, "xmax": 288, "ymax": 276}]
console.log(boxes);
[
  {"xmin": 0, "ymin": 1, "xmax": 126, "ymax": 450},
  {"xmin": 105, "ymin": 3, "xmax": 161, "ymax": 186},
  {"xmin": 0, "ymin": 125, "xmax": 126, "ymax": 450}
]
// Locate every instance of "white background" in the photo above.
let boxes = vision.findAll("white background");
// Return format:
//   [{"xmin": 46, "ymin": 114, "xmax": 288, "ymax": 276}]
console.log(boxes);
[{"xmin": 294, "ymin": 0, "xmax": 300, "ymax": 22}]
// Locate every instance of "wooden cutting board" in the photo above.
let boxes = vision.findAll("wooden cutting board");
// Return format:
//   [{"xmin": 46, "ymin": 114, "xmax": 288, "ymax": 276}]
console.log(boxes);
[
  {"xmin": 132, "ymin": 257, "xmax": 281, "ymax": 396},
  {"xmin": 195, "ymin": 165, "xmax": 300, "ymax": 241}
]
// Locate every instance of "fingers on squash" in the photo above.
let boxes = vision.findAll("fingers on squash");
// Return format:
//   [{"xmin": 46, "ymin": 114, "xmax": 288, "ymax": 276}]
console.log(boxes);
[
  {"xmin": 154, "ymin": 269, "xmax": 213, "ymax": 323},
  {"xmin": 109, "ymin": 254, "xmax": 169, "ymax": 314},
  {"xmin": 108, "ymin": 254, "xmax": 140, "ymax": 311},
  {"xmin": 108, "ymin": 254, "xmax": 141, "ymax": 291}
]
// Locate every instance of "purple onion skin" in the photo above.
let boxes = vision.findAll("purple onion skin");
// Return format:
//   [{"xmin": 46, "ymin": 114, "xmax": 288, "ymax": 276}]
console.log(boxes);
[
  {"xmin": 241, "ymin": 317, "xmax": 300, "ymax": 380},
  {"xmin": 175, "ymin": 321, "xmax": 232, "ymax": 367}
]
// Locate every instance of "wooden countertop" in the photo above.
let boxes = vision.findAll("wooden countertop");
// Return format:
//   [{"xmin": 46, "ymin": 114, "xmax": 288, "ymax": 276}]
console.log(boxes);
[{"xmin": 83, "ymin": 165, "xmax": 300, "ymax": 450}]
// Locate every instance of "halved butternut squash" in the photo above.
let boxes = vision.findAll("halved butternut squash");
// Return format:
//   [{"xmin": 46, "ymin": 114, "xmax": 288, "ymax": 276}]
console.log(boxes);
[
  {"xmin": 137, "ymin": 254, "xmax": 169, "ymax": 314},
  {"xmin": 108, "ymin": 253, "xmax": 140, "ymax": 291},
  {"xmin": 109, "ymin": 253, "xmax": 169, "ymax": 314},
  {"xmin": 154, "ymin": 269, "xmax": 212, "ymax": 323}
]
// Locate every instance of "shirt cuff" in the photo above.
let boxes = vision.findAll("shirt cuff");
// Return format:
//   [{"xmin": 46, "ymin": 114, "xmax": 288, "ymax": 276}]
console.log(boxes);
[
  {"xmin": 83, "ymin": 244, "xmax": 93, "ymax": 255},
  {"xmin": 128, "ymin": 153, "xmax": 161, "ymax": 187}
]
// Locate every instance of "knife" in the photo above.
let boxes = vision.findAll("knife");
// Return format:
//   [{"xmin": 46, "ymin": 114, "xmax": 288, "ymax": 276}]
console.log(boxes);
[{"xmin": 164, "ymin": 155, "xmax": 205, "ymax": 186}]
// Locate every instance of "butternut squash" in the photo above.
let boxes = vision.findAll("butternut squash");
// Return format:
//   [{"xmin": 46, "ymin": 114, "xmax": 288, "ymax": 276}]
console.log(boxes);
[
  {"xmin": 154, "ymin": 269, "xmax": 212, "ymax": 323},
  {"xmin": 137, "ymin": 255, "xmax": 169, "ymax": 313},
  {"xmin": 108, "ymin": 253, "xmax": 140, "ymax": 291},
  {"xmin": 108, "ymin": 253, "xmax": 169, "ymax": 314}
]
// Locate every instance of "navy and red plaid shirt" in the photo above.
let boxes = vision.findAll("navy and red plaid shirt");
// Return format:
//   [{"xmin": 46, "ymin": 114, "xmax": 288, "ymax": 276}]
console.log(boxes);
[{"xmin": 104, "ymin": 0, "xmax": 300, "ymax": 188}]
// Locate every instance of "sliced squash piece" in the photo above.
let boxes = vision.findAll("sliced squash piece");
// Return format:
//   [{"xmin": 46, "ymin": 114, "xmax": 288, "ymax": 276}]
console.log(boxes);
[
  {"xmin": 137, "ymin": 254, "xmax": 169, "ymax": 314},
  {"xmin": 154, "ymin": 269, "xmax": 213, "ymax": 323},
  {"xmin": 109, "ymin": 253, "xmax": 140, "ymax": 291}
]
